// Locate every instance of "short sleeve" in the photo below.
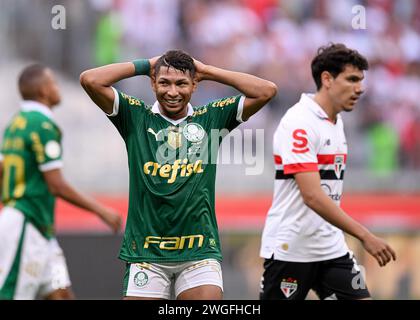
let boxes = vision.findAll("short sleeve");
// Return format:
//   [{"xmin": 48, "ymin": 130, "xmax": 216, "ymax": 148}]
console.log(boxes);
[
  {"xmin": 30, "ymin": 120, "xmax": 63, "ymax": 172},
  {"xmin": 106, "ymin": 87, "xmax": 145, "ymax": 139},
  {"xmin": 278, "ymin": 117, "xmax": 320, "ymax": 175},
  {"xmin": 207, "ymin": 95, "xmax": 245, "ymax": 131}
]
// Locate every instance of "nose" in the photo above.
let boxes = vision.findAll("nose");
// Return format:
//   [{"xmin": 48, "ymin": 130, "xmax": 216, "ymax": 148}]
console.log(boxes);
[
  {"xmin": 167, "ymin": 85, "xmax": 178, "ymax": 98},
  {"xmin": 355, "ymin": 83, "xmax": 364, "ymax": 96}
]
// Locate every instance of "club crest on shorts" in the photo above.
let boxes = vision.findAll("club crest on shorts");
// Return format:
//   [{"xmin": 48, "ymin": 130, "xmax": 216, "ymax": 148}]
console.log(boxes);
[
  {"xmin": 134, "ymin": 271, "xmax": 148, "ymax": 287},
  {"xmin": 280, "ymin": 277, "xmax": 298, "ymax": 298},
  {"xmin": 334, "ymin": 155, "xmax": 345, "ymax": 179}
]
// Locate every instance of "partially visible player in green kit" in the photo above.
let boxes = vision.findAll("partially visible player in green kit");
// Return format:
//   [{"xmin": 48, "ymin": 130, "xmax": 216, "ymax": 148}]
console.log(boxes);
[
  {"xmin": 80, "ymin": 50, "xmax": 277, "ymax": 300},
  {"xmin": 0, "ymin": 64, "xmax": 122, "ymax": 300}
]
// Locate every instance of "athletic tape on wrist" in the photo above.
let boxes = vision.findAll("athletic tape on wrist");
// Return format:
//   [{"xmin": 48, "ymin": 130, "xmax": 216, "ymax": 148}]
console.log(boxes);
[{"xmin": 133, "ymin": 59, "xmax": 151, "ymax": 76}]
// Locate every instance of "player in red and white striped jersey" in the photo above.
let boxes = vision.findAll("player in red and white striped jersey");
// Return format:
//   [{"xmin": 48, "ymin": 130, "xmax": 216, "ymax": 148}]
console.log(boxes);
[{"xmin": 260, "ymin": 43, "xmax": 396, "ymax": 300}]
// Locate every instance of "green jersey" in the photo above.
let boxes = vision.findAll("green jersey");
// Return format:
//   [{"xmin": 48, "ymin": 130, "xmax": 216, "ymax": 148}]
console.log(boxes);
[
  {"xmin": 1, "ymin": 101, "xmax": 62, "ymax": 239},
  {"xmin": 108, "ymin": 88, "xmax": 245, "ymax": 262}
]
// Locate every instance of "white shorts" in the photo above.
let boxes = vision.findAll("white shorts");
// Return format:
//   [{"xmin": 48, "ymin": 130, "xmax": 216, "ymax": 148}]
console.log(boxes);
[
  {"xmin": 124, "ymin": 259, "xmax": 223, "ymax": 299},
  {"xmin": 0, "ymin": 207, "xmax": 71, "ymax": 299}
]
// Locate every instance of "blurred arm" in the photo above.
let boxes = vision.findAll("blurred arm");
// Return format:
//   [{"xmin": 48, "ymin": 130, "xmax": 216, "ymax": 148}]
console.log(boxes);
[
  {"xmin": 80, "ymin": 62, "xmax": 136, "ymax": 114},
  {"xmin": 43, "ymin": 168, "xmax": 121, "ymax": 233},
  {"xmin": 295, "ymin": 171, "xmax": 396, "ymax": 266},
  {"xmin": 195, "ymin": 61, "xmax": 277, "ymax": 121}
]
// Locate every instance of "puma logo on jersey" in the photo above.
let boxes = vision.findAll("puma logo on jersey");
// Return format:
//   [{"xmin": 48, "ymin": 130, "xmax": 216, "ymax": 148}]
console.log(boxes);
[{"xmin": 147, "ymin": 128, "xmax": 165, "ymax": 141}]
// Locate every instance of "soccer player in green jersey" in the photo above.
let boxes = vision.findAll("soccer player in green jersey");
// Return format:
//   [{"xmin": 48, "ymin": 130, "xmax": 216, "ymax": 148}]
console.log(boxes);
[
  {"xmin": 80, "ymin": 50, "xmax": 277, "ymax": 300},
  {"xmin": 0, "ymin": 64, "xmax": 122, "ymax": 300}
]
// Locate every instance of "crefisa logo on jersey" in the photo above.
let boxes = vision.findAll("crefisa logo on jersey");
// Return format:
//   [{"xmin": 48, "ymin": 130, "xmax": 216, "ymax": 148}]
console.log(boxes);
[
  {"xmin": 280, "ymin": 277, "xmax": 298, "ymax": 298},
  {"xmin": 334, "ymin": 155, "xmax": 345, "ymax": 179}
]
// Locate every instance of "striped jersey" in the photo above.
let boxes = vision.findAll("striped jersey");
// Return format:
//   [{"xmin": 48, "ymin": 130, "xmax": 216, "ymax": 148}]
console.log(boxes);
[{"xmin": 260, "ymin": 93, "xmax": 349, "ymax": 262}]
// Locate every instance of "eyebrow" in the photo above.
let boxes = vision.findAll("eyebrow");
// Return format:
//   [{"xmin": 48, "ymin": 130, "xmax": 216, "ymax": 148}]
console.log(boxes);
[
  {"xmin": 347, "ymin": 74, "xmax": 364, "ymax": 81},
  {"xmin": 158, "ymin": 77, "xmax": 190, "ymax": 83}
]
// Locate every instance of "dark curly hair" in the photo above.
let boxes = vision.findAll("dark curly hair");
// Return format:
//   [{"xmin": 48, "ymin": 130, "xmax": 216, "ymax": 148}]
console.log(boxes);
[
  {"xmin": 311, "ymin": 43, "xmax": 369, "ymax": 90},
  {"xmin": 154, "ymin": 50, "xmax": 196, "ymax": 78}
]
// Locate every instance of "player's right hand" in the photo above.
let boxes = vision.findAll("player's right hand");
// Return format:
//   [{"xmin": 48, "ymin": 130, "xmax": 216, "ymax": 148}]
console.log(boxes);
[
  {"xmin": 361, "ymin": 233, "xmax": 396, "ymax": 267},
  {"xmin": 99, "ymin": 207, "xmax": 122, "ymax": 233}
]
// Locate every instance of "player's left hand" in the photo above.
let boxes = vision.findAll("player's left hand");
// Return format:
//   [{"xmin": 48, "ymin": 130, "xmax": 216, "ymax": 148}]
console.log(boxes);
[
  {"xmin": 193, "ymin": 59, "xmax": 208, "ymax": 82},
  {"xmin": 361, "ymin": 233, "xmax": 397, "ymax": 267},
  {"xmin": 99, "ymin": 207, "xmax": 123, "ymax": 233}
]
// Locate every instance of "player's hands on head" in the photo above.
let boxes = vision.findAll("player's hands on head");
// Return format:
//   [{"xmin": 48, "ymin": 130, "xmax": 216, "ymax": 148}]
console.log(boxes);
[
  {"xmin": 193, "ymin": 59, "xmax": 208, "ymax": 82},
  {"xmin": 99, "ymin": 207, "xmax": 122, "ymax": 233},
  {"xmin": 361, "ymin": 233, "xmax": 396, "ymax": 267},
  {"xmin": 148, "ymin": 56, "xmax": 161, "ymax": 78}
]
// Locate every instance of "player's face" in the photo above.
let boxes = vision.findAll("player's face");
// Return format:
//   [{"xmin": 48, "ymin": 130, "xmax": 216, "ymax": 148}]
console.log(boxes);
[
  {"xmin": 42, "ymin": 69, "xmax": 61, "ymax": 107},
  {"xmin": 328, "ymin": 65, "xmax": 365, "ymax": 113},
  {"xmin": 152, "ymin": 66, "xmax": 197, "ymax": 120}
]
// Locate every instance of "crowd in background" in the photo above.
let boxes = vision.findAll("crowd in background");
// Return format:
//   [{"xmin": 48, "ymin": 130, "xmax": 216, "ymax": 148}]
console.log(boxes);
[
  {"xmin": 1, "ymin": 1, "xmax": 419, "ymax": 300},
  {"xmin": 90, "ymin": 0, "xmax": 420, "ymax": 173},
  {"xmin": 2, "ymin": 0, "xmax": 420, "ymax": 174}
]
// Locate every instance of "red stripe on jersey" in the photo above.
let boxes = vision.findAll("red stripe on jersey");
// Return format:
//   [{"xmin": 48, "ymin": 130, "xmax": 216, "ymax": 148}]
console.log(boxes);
[
  {"xmin": 317, "ymin": 154, "xmax": 347, "ymax": 164},
  {"xmin": 292, "ymin": 147, "xmax": 309, "ymax": 154},
  {"xmin": 274, "ymin": 155, "xmax": 282, "ymax": 164},
  {"xmin": 284, "ymin": 163, "xmax": 318, "ymax": 174}
]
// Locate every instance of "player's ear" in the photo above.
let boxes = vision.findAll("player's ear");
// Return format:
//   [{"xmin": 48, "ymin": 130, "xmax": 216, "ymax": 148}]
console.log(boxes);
[
  {"xmin": 321, "ymin": 71, "xmax": 333, "ymax": 89},
  {"xmin": 38, "ymin": 80, "xmax": 49, "ymax": 100},
  {"xmin": 192, "ymin": 78, "xmax": 198, "ymax": 92},
  {"xmin": 150, "ymin": 76, "xmax": 157, "ymax": 93},
  {"xmin": 34, "ymin": 71, "xmax": 48, "ymax": 99}
]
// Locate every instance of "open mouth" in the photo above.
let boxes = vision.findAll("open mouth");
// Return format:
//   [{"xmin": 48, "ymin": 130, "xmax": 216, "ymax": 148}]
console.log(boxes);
[{"xmin": 164, "ymin": 98, "xmax": 183, "ymax": 106}]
